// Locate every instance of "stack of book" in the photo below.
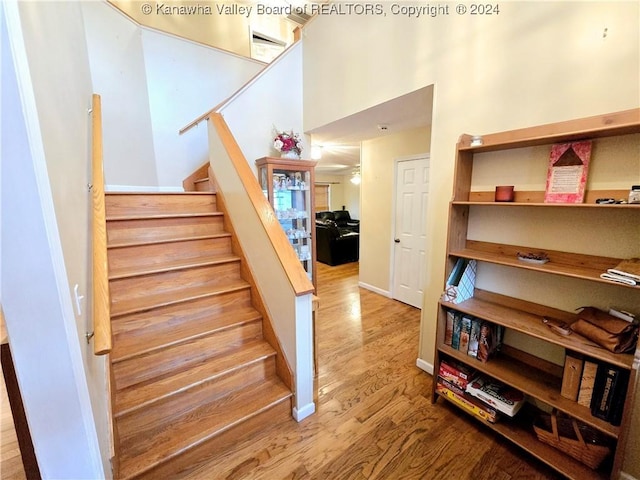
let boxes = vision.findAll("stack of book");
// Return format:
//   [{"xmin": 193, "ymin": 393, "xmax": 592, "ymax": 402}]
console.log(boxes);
[
  {"xmin": 561, "ymin": 353, "xmax": 630, "ymax": 426},
  {"xmin": 600, "ymin": 258, "xmax": 640, "ymax": 286},
  {"xmin": 436, "ymin": 359, "xmax": 499, "ymax": 423},
  {"xmin": 444, "ymin": 310, "xmax": 504, "ymax": 362}
]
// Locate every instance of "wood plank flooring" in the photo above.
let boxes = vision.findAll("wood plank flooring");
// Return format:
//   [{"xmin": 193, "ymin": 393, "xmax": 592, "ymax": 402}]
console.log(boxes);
[
  {"xmin": 0, "ymin": 262, "xmax": 563, "ymax": 479},
  {"xmin": 1, "ymin": 364, "xmax": 27, "ymax": 480},
  {"xmin": 176, "ymin": 262, "xmax": 563, "ymax": 480}
]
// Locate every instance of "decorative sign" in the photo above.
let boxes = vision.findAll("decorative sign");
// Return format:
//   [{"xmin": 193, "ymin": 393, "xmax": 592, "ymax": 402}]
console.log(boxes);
[{"xmin": 544, "ymin": 141, "xmax": 592, "ymax": 203}]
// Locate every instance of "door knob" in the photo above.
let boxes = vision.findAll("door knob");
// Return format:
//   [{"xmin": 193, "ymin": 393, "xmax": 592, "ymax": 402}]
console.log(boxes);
[{"xmin": 394, "ymin": 238, "xmax": 400, "ymax": 243}]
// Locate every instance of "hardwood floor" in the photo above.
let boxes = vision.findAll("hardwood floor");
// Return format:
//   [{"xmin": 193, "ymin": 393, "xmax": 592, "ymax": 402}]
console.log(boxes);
[
  {"xmin": 1, "ymin": 364, "xmax": 27, "ymax": 480},
  {"xmin": 0, "ymin": 262, "xmax": 562, "ymax": 479},
  {"xmin": 178, "ymin": 262, "xmax": 562, "ymax": 480}
]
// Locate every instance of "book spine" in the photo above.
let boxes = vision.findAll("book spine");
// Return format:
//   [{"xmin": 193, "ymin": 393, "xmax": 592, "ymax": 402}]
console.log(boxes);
[
  {"xmin": 561, "ymin": 353, "xmax": 584, "ymax": 401},
  {"xmin": 591, "ymin": 364, "xmax": 617, "ymax": 421},
  {"xmin": 451, "ymin": 313, "xmax": 462, "ymax": 350},
  {"xmin": 459, "ymin": 316, "xmax": 472, "ymax": 354},
  {"xmin": 437, "ymin": 376, "xmax": 466, "ymax": 397},
  {"xmin": 577, "ymin": 360, "xmax": 598, "ymax": 408},
  {"xmin": 467, "ymin": 318, "xmax": 481, "ymax": 358},
  {"xmin": 444, "ymin": 310, "xmax": 454, "ymax": 346},
  {"xmin": 608, "ymin": 369, "xmax": 630, "ymax": 426},
  {"xmin": 438, "ymin": 361, "xmax": 473, "ymax": 389}
]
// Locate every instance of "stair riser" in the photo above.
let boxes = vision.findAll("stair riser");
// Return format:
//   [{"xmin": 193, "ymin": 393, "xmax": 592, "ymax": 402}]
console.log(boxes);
[
  {"xmin": 107, "ymin": 216, "xmax": 225, "ymax": 247},
  {"xmin": 117, "ymin": 356, "xmax": 277, "ymax": 428},
  {"xmin": 111, "ymin": 290, "xmax": 254, "ymax": 360},
  {"xmin": 113, "ymin": 320, "xmax": 263, "ymax": 391},
  {"xmin": 106, "ymin": 193, "xmax": 216, "ymax": 218},
  {"xmin": 110, "ymin": 262, "xmax": 241, "ymax": 308},
  {"xmin": 194, "ymin": 179, "xmax": 213, "ymax": 192},
  {"xmin": 108, "ymin": 237, "xmax": 233, "ymax": 278},
  {"xmin": 119, "ymin": 394, "xmax": 292, "ymax": 480}
]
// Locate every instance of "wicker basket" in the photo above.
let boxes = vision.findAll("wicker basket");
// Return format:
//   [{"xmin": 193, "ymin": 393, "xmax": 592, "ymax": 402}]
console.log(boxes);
[{"xmin": 533, "ymin": 411, "xmax": 611, "ymax": 469}]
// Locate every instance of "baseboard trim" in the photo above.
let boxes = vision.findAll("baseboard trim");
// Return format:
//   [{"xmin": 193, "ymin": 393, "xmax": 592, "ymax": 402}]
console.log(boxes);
[
  {"xmin": 292, "ymin": 402, "xmax": 316, "ymax": 422},
  {"xmin": 620, "ymin": 472, "xmax": 638, "ymax": 480},
  {"xmin": 105, "ymin": 185, "xmax": 184, "ymax": 193},
  {"xmin": 358, "ymin": 282, "xmax": 391, "ymax": 298},
  {"xmin": 416, "ymin": 358, "xmax": 434, "ymax": 375}
]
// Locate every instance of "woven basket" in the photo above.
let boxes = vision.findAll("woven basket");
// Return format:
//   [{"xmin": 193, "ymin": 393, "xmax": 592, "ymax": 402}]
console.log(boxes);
[{"xmin": 533, "ymin": 411, "xmax": 611, "ymax": 469}]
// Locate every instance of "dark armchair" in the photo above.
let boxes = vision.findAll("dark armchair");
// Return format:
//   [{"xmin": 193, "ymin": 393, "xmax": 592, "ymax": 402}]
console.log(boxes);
[{"xmin": 315, "ymin": 219, "xmax": 359, "ymax": 266}]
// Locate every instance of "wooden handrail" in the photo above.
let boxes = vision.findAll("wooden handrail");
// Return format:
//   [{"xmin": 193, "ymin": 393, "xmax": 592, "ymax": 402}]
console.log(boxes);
[
  {"xmin": 91, "ymin": 94, "xmax": 111, "ymax": 355},
  {"xmin": 210, "ymin": 113, "xmax": 314, "ymax": 296}
]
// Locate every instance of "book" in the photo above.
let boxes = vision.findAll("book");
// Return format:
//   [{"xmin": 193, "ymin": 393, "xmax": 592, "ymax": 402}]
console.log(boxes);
[
  {"xmin": 436, "ymin": 382, "xmax": 499, "ymax": 423},
  {"xmin": 451, "ymin": 313, "xmax": 462, "ymax": 350},
  {"xmin": 561, "ymin": 353, "xmax": 584, "ymax": 401},
  {"xmin": 577, "ymin": 360, "xmax": 598, "ymax": 408},
  {"xmin": 477, "ymin": 321, "xmax": 501, "ymax": 363},
  {"xmin": 609, "ymin": 369, "xmax": 631, "ymax": 427},
  {"xmin": 591, "ymin": 364, "xmax": 631, "ymax": 426},
  {"xmin": 466, "ymin": 375, "xmax": 525, "ymax": 417},
  {"xmin": 467, "ymin": 318, "xmax": 481, "ymax": 358},
  {"xmin": 438, "ymin": 359, "xmax": 476, "ymax": 390},
  {"xmin": 437, "ymin": 376, "xmax": 466, "ymax": 397},
  {"xmin": 459, "ymin": 316, "xmax": 472, "ymax": 353},
  {"xmin": 444, "ymin": 310, "xmax": 455, "ymax": 346}
]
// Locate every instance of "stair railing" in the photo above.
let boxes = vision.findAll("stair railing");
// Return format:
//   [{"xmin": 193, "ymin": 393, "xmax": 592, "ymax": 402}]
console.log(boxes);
[{"xmin": 90, "ymin": 93, "xmax": 111, "ymax": 355}]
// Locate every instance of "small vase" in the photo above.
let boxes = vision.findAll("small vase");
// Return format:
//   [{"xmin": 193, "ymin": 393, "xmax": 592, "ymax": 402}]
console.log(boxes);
[{"xmin": 280, "ymin": 151, "xmax": 300, "ymax": 159}]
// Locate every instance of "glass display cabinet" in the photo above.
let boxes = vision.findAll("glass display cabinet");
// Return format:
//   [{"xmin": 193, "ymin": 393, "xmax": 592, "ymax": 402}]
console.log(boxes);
[{"xmin": 255, "ymin": 157, "xmax": 317, "ymax": 290}]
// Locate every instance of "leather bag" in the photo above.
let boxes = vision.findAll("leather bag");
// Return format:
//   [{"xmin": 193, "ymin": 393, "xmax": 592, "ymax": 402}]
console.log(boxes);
[{"xmin": 570, "ymin": 307, "xmax": 638, "ymax": 354}]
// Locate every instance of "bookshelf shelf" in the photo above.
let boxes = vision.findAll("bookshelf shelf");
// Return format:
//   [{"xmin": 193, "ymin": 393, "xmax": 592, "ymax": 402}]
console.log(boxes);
[
  {"xmin": 440, "ymin": 291, "xmax": 634, "ymax": 370},
  {"xmin": 433, "ymin": 109, "xmax": 640, "ymax": 480},
  {"xmin": 449, "ymin": 241, "xmax": 639, "ymax": 290}
]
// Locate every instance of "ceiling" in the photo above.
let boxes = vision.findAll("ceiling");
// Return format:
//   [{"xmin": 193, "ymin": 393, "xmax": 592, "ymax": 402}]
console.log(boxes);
[{"xmin": 308, "ymin": 86, "xmax": 434, "ymax": 175}]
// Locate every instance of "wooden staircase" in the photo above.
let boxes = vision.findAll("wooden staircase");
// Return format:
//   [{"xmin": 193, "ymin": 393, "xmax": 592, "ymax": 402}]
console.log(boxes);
[{"xmin": 105, "ymin": 192, "xmax": 292, "ymax": 479}]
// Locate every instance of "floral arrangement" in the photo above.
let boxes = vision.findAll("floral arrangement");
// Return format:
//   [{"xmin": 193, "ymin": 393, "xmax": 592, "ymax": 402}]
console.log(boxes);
[{"xmin": 273, "ymin": 129, "xmax": 303, "ymax": 156}]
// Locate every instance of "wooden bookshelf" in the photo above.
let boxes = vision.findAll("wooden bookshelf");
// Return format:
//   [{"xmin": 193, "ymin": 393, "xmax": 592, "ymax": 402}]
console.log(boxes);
[{"xmin": 433, "ymin": 109, "xmax": 640, "ymax": 480}]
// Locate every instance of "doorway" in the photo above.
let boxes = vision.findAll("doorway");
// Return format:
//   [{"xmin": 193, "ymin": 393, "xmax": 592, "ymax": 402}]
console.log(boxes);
[{"xmin": 391, "ymin": 155, "xmax": 430, "ymax": 308}]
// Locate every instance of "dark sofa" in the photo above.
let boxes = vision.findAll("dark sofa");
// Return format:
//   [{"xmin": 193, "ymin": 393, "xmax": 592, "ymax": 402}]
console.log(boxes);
[{"xmin": 316, "ymin": 210, "xmax": 360, "ymax": 233}]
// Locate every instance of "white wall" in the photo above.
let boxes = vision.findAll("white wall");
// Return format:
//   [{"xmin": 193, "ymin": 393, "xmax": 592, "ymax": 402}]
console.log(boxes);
[
  {"xmin": 141, "ymin": 28, "xmax": 264, "ymax": 186},
  {"xmin": 1, "ymin": 2, "xmax": 105, "ymax": 477},
  {"xmin": 82, "ymin": 1, "xmax": 158, "ymax": 187},
  {"xmin": 221, "ymin": 42, "xmax": 308, "ymax": 172},
  {"xmin": 82, "ymin": 1, "xmax": 264, "ymax": 188}
]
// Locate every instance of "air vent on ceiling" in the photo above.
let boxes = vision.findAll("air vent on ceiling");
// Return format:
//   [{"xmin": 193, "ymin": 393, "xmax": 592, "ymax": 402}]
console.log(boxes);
[{"xmin": 287, "ymin": 10, "xmax": 312, "ymax": 25}]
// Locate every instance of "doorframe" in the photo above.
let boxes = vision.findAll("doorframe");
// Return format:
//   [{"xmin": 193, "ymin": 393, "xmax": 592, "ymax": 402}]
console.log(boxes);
[{"xmin": 389, "ymin": 153, "xmax": 430, "ymax": 306}]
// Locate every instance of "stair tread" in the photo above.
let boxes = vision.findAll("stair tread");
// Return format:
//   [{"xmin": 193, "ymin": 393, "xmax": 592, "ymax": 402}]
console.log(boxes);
[
  {"xmin": 109, "ymin": 252, "xmax": 240, "ymax": 280},
  {"xmin": 106, "ymin": 192, "xmax": 215, "ymax": 195},
  {"xmin": 107, "ymin": 212, "xmax": 222, "ymax": 221},
  {"xmin": 110, "ymin": 279, "xmax": 250, "ymax": 318},
  {"xmin": 112, "ymin": 317, "xmax": 263, "ymax": 391},
  {"xmin": 117, "ymin": 378, "xmax": 291, "ymax": 479},
  {"xmin": 111, "ymin": 304, "xmax": 262, "ymax": 362},
  {"xmin": 108, "ymin": 232, "xmax": 231, "ymax": 249},
  {"xmin": 114, "ymin": 340, "xmax": 276, "ymax": 417}
]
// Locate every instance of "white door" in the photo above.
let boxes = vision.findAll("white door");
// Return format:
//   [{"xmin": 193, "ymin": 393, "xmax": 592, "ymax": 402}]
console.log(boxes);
[{"xmin": 392, "ymin": 156, "xmax": 429, "ymax": 308}]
